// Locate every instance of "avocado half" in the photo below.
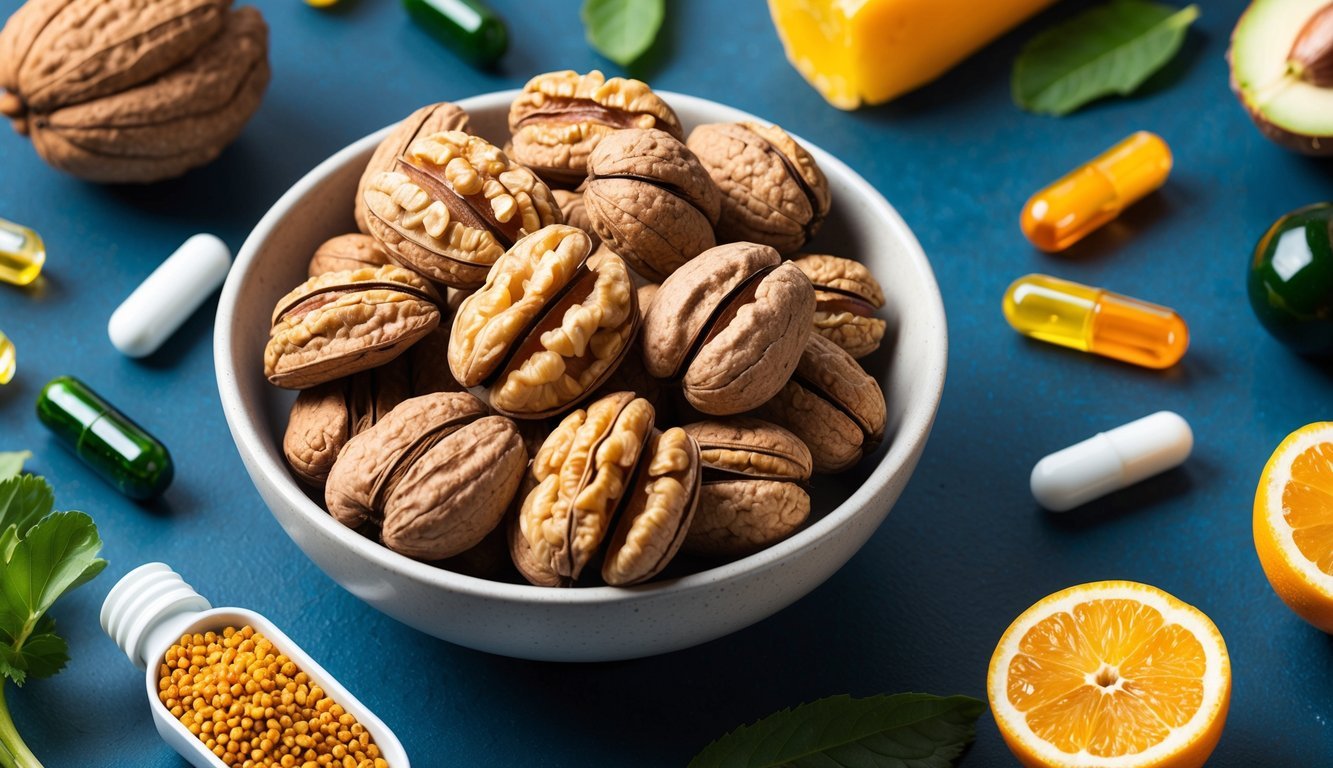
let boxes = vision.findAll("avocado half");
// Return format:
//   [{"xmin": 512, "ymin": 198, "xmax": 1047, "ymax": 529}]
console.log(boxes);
[{"xmin": 1230, "ymin": 0, "xmax": 1333, "ymax": 156}]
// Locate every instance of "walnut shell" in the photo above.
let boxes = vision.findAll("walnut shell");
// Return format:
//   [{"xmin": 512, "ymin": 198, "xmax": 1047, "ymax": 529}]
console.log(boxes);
[
  {"xmin": 325, "ymin": 392, "xmax": 527, "ymax": 561},
  {"xmin": 791, "ymin": 253, "xmax": 887, "ymax": 358},
  {"xmin": 307, "ymin": 233, "xmax": 391, "ymax": 278},
  {"xmin": 681, "ymin": 418, "xmax": 812, "ymax": 558},
  {"xmin": 584, "ymin": 128, "xmax": 720, "ymax": 282},
  {"xmin": 354, "ymin": 102, "xmax": 471, "ymax": 234},
  {"xmin": 756, "ymin": 334, "xmax": 887, "ymax": 473},
  {"xmin": 641, "ymin": 242, "xmax": 813, "ymax": 415},
  {"xmin": 552, "ymin": 188, "xmax": 600, "ymax": 251},
  {"xmin": 449, "ymin": 224, "xmax": 638, "ymax": 418},
  {"xmin": 264, "ymin": 265, "xmax": 441, "ymax": 389},
  {"xmin": 0, "ymin": 2, "xmax": 270, "ymax": 183},
  {"xmin": 508, "ymin": 69, "xmax": 683, "ymax": 186},
  {"xmin": 687, "ymin": 122, "xmax": 830, "ymax": 253},
  {"xmin": 363, "ymin": 130, "xmax": 562, "ymax": 290}
]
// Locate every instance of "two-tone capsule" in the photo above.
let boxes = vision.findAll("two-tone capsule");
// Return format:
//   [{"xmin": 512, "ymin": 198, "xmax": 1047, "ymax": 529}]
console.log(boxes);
[
  {"xmin": 1021, "ymin": 131, "xmax": 1172, "ymax": 252},
  {"xmin": 0, "ymin": 217, "xmax": 45, "ymax": 286},
  {"xmin": 1003, "ymin": 274, "xmax": 1188, "ymax": 369},
  {"xmin": 36, "ymin": 376, "xmax": 173, "ymax": 500}
]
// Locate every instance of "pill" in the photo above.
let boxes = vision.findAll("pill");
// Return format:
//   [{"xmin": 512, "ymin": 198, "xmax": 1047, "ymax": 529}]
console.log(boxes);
[
  {"xmin": 1021, "ymin": 131, "xmax": 1172, "ymax": 252},
  {"xmin": 403, "ymin": 0, "xmax": 508, "ymax": 67},
  {"xmin": 1003, "ymin": 273, "xmax": 1188, "ymax": 369},
  {"xmin": 1031, "ymin": 411, "xmax": 1192, "ymax": 512},
  {"xmin": 0, "ymin": 330, "xmax": 14, "ymax": 385},
  {"xmin": 0, "ymin": 216, "xmax": 45, "ymax": 286},
  {"xmin": 36, "ymin": 376, "xmax": 174, "ymax": 500},
  {"xmin": 108, "ymin": 234, "xmax": 231, "ymax": 358}
]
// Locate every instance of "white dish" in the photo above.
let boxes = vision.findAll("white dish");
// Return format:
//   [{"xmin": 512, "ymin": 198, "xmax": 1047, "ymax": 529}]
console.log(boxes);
[{"xmin": 214, "ymin": 90, "xmax": 948, "ymax": 662}]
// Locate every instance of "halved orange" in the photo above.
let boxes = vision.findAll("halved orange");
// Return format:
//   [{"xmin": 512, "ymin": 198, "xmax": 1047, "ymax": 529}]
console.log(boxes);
[
  {"xmin": 1254, "ymin": 422, "xmax": 1333, "ymax": 632},
  {"xmin": 987, "ymin": 581, "xmax": 1230, "ymax": 768}
]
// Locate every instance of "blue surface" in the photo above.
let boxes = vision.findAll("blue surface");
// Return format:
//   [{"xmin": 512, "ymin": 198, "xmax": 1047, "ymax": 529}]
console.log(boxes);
[{"xmin": 0, "ymin": 0, "xmax": 1330, "ymax": 765}]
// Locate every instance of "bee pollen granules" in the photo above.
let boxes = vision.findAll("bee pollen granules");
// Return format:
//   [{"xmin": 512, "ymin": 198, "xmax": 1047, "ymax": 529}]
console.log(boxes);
[{"xmin": 157, "ymin": 625, "xmax": 389, "ymax": 768}]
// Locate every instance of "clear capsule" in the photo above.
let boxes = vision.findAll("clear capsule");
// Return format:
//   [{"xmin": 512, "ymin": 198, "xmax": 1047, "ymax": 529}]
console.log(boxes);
[
  {"xmin": 1003, "ymin": 273, "xmax": 1188, "ymax": 369},
  {"xmin": 1021, "ymin": 132, "xmax": 1172, "ymax": 252},
  {"xmin": 0, "ymin": 217, "xmax": 45, "ymax": 286}
]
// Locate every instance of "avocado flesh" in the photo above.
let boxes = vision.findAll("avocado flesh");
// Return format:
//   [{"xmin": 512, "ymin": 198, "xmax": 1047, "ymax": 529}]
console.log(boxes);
[{"xmin": 1231, "ymin": 0, "xmax": 1333, "ymax": 152}]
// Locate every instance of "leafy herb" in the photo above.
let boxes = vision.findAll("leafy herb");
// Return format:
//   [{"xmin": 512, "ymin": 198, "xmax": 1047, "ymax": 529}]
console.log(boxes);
[
  {"xmin": 1013, "ymin": 0, "xmax": 1200, "ymax": 116},
  {"xmin": 0, "ymin": 466, "xmax": 105, "ymax": 768},
  {"xmin": 0, "ymin": 454, "xmax": 29, "ymax": 482},
  {"xmin": 689, "ymin": 692, "xmax": 985, "ymax": 768},
  {"xmin": 581, "ymin": 0, "xmax": 665, "ymax": 67}
]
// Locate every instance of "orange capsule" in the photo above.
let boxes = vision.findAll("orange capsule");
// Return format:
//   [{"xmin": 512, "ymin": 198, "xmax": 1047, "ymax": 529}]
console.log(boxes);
[{"xmin": 1021, "ymin": 132, "xmax": 1172, "ymax": 252}]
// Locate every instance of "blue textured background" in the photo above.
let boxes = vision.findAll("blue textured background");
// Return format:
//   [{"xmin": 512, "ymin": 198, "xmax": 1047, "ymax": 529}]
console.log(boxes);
[{"xmin": 1, "ymin": 0, "xmax": 1330, "ymax": 765}]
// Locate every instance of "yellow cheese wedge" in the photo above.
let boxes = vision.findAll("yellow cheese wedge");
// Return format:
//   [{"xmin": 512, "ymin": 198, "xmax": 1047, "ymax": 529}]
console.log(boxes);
[{"xmin": 768, "ymin": 0, "xmax": 1059, "ymax": 109}]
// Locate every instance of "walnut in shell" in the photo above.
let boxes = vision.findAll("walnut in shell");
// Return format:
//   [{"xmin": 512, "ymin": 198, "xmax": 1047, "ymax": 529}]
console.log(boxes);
[
  {"xmin": 681, "ymin": 418, "xmax": 812, "ymax": 558},
  {"xmin": 0, "ymin": 1, "xmax": 270, "ymax": 183},
  {"xmin": 790, "ymin": 253, "xmax": 887, "ymax": 359},
  {"xmin": 354, "ymin": 102, "xmax": 471, "ymax": 234},
  {"xmin": 448, "ymin": 224, "xmax": 639, "ymax": 418},
  {"xmin": 264, "ymin": 265, "xmax": 441, "ymax": 389},
  {"xmin": 755, "ymin": 334, "xmax": 886, "ymax": 473},
  {"xmin": 687, "ymin": 122, "xmax": 830, "ymax": 253},
  {"xmin": 584, "ymin": 128, "xmax": 720, "ymax": 282},
  {"xmin": 641, "ymin": 242, "xmax": 814, "ymax": 415},
  {"xmin": 326, "ymin": 392, "xmax": 527, "ymax": 561},
  {"xmin": 363, "ymin": 130, "xmax": 562, "ymax": 289},
  {"xmin": 511, "ymin": 391, "xmax": 700, "ymax": 586},
  {"xmin": 508, "ymin": 69, "xmax": 683, "ymax": 185},
  {"xmin": 307, "ymin": 233, "xmax": 392, "ymax": 278}
]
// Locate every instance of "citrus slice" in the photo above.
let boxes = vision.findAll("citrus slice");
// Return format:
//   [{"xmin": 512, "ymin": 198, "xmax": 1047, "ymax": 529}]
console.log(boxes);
[
  {"xmin": 1254, "ymin": 421, "xmax": 1333, "ymax": 632},
  {"xmin": 987, "ymin": 581, "xmax": 1230, "ymax": 768}
]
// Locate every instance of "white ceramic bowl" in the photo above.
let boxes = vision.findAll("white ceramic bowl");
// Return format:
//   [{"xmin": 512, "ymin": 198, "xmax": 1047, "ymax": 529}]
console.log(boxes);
[{"xmin": 215, "ymin": 90, "xmax": 947, "ymax": 662}]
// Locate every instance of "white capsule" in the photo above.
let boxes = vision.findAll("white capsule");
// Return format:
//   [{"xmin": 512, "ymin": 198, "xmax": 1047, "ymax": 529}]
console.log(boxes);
[
  {"xmin": 1030, "ymin": 411, "xmax": 1193, "ymax": 512},
  {"xmin": 108, "ymin": 234, "xmax": 232, "ymax": 358}
]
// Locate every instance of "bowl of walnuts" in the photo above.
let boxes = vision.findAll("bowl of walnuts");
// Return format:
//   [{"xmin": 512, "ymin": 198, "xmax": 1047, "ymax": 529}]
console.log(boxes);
[{"xmin": 215, "ymin": 71, "xmax": 947, "ymax": 662}]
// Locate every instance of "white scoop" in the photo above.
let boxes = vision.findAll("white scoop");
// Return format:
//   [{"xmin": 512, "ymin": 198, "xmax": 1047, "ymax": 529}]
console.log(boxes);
[{"xmin": 101, "ymin": 562, "xmax": 410, "ymax": 768}]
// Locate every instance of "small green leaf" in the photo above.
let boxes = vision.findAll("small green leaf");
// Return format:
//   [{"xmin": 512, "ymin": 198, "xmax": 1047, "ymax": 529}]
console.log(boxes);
[
  {"xmin": 0, "ymin": 475, "xmax": 54, "ymax": 560},
  {"xmin": 581, "ymin": 0, "xmax": 664, "ymax": 67},
  {"xmin": 689, "ymin": 692, "xmax": 985, "ymax": 768},
  {"xmin": 1013, "ymin": 0, "xmax": 1200, "ymax": 116},
  {"xmin": 0, "ymin": 453, "xmax": 30, "ymax": 481},
  {"xmin": 0, "ymin": 511, "xmax": 106, "ymax": 649}
]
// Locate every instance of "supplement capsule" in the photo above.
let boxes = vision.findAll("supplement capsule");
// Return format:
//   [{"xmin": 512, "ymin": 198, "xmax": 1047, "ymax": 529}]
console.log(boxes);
[
  {"xmin": 1021, "ymin": 131, "xmax": 1172, "ymax": 252},
  {"xmin": 0, "ymin": 216, "xmax": 45, "ymax": 285},
  {"xmin": 108, "ymin": 233, "xmax": 232, "ymax": 358},
  {"xmin": 36, "ymin": 376, "xmax": 173, "ymax": 500},
  {"xmin": 1003, "ymin": 273, "xmax": 1188, "ymax": 369},
  {"xmin": 0, "ymin": 330, "xmax": 13, "ymax": 385},
  {"xmin": 1031, "ymin": 411, "xmax": 1192, "ymax": 511},
  {"xmin": 403, "ymin": 0, "xmax": 508, "ymax": 67}
]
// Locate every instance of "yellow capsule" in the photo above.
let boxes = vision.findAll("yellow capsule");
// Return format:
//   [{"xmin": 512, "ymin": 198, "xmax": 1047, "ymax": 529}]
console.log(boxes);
[
  {"xmin": 305, "ymin": 0, "xmax": 340, "ymax": 6},
  {"xmin": 1021, "ymin": 131, "xmax": 1172, "ymax": 252},
  {"xmin": 0, "ymin": 330, "xmax": 14, "ymax": 385},
  {"xmin": 1003, "ymin": 273, "xmax": 1188, "ymax": 369},
  {"xmin": 0, "ymin": 217, "xmax": 45, "ymax": 286}
]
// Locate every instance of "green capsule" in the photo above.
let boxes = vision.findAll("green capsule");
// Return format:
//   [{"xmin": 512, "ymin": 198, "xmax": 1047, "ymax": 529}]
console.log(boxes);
[
  {"xmin": 36, "ymin": 376, "xmax": 174, "ymax": 500},
  {"xmin": 403, "ymin": 0, "xmax": 507, "ymax": 67}
]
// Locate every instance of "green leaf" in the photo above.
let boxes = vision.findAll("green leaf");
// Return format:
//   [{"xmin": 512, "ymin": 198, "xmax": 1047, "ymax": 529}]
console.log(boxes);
[
  {"xmin": 689, "ymin": 693, "xmax": 985, "ymax": 768},
  {"xmin": 0, "ymin": 453, "xmax": 30, "ymax": 481},
  {"xmin": 0, "ymin": 618, "xmax": 68, "ymax": 686},
  {"xmin": 0, "ymin": 476, "xmax": 54, "ymax": 563},
  {"xmin": 581, "ymin": 0, "xmax": 664, "ymax": 67},
  {"xmin": 0, "ymin": 511, "xmax": 105, "ymax": 670},
  {"xmin": 1013, "ymin": 0, "xmax": 1200, "ymax": 116}
]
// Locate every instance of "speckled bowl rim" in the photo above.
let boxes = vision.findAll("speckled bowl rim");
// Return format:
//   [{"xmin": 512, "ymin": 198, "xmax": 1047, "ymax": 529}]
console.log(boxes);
[{"xmin": 216, "ymin": 90, "xmax": 948, "ymax": 607}]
